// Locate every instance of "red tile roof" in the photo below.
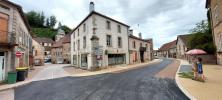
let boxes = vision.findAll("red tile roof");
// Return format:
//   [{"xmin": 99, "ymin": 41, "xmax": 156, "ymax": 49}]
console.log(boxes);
[
  {"xmin": 159, "ymin": 40, "xmax": 177, "ymax": 51},
  {"xmin": 52, "ymin": 34, "xmax": 71, "ymax": 48}
]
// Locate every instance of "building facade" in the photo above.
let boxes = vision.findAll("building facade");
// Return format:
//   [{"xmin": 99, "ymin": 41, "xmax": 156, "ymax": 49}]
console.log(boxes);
[
  {"xmin": 71, "ymin": 11, "xmax": 130, "ymax": 70},
  {"xmin": 157, "ymin": 40, "xmax": 176, "ymax": 58},
  {"xmin": 128, "ymin": 32, "xmax": 153, "ymax": 64},
  {"xmin": 32, "ymin": 39, "xmax": 45, "ymax": 66},
  {"xmin": 0, "ymin": 0, "xmax": 32, "ymax": 82},
  {"xmin": 176, "ymin": 35, "xmax": 190, "ymax": 59},
  {"xmin": 33, "ymin": 37, "xmax": 54, "ymax": 61},
  {"xmin": 206, "ymin": 0, "xmax": 222, "ymax": 64},
  {"xmin": 51, "ymin": 33, "xmax": 71, "ymax": 64}
]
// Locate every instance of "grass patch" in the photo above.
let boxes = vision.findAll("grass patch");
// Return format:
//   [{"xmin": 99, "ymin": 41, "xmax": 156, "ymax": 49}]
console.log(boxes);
[
  {"xmin": 178, "ymin": 72, "xmax": 194, "ymax": 79},
  {"xmin": 178, "ymin": 72, "xmax": 205, "ymax": 82}
]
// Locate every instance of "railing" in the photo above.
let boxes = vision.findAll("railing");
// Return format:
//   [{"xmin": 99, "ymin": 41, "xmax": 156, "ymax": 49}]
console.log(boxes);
[{"xmin": 0, "ymin": 30, "xmax": 15, "ymax": 45}]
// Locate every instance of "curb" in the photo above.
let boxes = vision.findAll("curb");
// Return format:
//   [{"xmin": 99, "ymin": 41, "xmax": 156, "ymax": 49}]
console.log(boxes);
[
  {"xmin": 0, "ymin": 80, "xmax": 32, "ymax": 92},
  {"xmin": 175, "ymin": 59, "xmax": 197, "ymax": 100}
]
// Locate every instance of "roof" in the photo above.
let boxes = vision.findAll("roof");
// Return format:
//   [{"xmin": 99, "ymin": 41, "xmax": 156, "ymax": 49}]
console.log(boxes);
[
  {"xmin": 159, "ymin": 40, "xmax": 177, "ymax": 51},
  {"xmin": 33, "ymin": 37, "xmax": 54, "ymax": 44},
  {"xmin": 62, "ymin": 33, "xmax": 71, "ymax": 43},
  {"xmin": 1, "ymin": 0, "xmax": 31, "ymax": 32},
  {"xmin": 52, "ymin": 34, "xmax": 71, "ymax": 48},
  {"xmin": 71, "ymin": 11, "xmax": 130, "ymax": 33},
  {"xmin": 129, "ymin": 34, "xmax": 152, "ymax": 43},
  {"xmin": 176, "ymin": 34, "xmax": 192, "ymax": 47}
]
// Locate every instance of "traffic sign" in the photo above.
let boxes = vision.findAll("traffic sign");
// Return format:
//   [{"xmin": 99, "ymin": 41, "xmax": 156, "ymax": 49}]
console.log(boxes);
[{"xmin": 16, "ymin": 51, "xmax": 22, "ymax": 57}]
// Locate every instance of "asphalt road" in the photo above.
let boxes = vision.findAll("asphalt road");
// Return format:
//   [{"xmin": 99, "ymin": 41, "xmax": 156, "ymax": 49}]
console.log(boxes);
[{"xmin": 15, "ymin": 59, "xmax": 189, "ymax": 100}]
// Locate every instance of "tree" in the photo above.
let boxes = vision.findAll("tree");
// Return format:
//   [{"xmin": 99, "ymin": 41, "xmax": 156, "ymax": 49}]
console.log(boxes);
[
  {"xmin": 46, "ymin": 18, "xmax": 50, "ymax": 27},
  {"xmin": 61, "ymin": 25, "xmax": 72, "ymax": 34},
  {"xmin": 188, "ymin": 20, "xmax": 215, "ymax": 54},
  {"xmin": 49, "ymin": 15, "xmax": 57, "ymax": 28},
  {"xmin": 26, "ymin": 11, "xmax": 45, "ymax": 27},
  {"xmin": 40, "ymin": 11, "xmax": 45, "ymax": 27}
]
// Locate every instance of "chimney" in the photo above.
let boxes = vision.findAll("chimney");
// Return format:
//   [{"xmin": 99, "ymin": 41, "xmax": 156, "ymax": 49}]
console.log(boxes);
[
  {"xmin": 129, "ymin": 29, "xmax": 133, "ymax": 35},
  {"xmin": 89, "ymin": 1, "xmax": 95, "ymax": 13},
  {"xmin": 139, "ymin": 33, "xmax": 142, "ymax": 39}
]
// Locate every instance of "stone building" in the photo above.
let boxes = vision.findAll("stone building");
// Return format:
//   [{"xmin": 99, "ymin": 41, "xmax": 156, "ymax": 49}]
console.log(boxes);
[
  {"xmin": 32, "ymin": 39, "xmax": 45, "ymax": 66},
  {"xmin": 206, "ymin": 0, "xmax": 222, "ymax": 64},
  {"xmin": 157, "ymin": 40, "xmax": 177, "ymax": 58},
  {"xmin": 128, "ymin": 31, "xmax": 153, "ymax": 64},
  {"xmin": 0, "ymin": 0, "xmax": 32, "ymax": 82},
  {"xmin": 33, "ymin": 37, "xmax": 54, "ymax": 61},
  {"xmin": 71, "ymin": 2, "xmax": 130, "ymax": 70},
  {"xmin": 176, "ymin": 34, "xmax": 191, "ymax": 59},
  {"xmin": 51, "ymin": 33, "xmax": 71, "ymax": 64}
]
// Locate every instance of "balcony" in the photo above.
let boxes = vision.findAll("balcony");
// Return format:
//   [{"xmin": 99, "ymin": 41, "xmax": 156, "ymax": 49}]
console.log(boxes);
[{"xmin": 0, "ymin": 31, "xmax": 16, "ymax": 48}]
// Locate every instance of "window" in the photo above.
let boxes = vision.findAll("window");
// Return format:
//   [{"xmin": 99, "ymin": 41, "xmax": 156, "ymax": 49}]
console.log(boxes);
[
  {"xmin": 118, "ymin": 25, "xmax": 121, "ymax": 33},
  {"xmin": 145, "ymin": 44, "xmax": 148, "ymax": 47},
  {"xmin": 49, "ymin": 43, "xmax": 51, "ymax": 46},
  {"xmin": 106, "ymin": 35, "xmax": 112, "ymax": 46},
  {"xmin": 73, "ymin": 42, "xmax": 75, "ymax": 51},
  {"xmin": 83, "ymin": 23, "xmax": 86, "ymax": 32},
  {"xmin": 78, "ymin": 29, "xmax": 79, "ymax": 36},
  {"xmin": 77, "ymin": 40, "xmax": 80, "ymax": 50},
  {"xmin": 106, "ymin": 21, "xmax": 111, "ymax": 30},
  {"xmin": 73, "ymin": 32, "xmax": 75, "ymax": 39},
  {"xmin": 118, "ymin": 37, "xmax": 122, "ymax": 48},
  {"xmin": 140, "ymin": 43, "xmax": 142, "ymax": 47},
  {"xmin": 133, "ymin": 41, "xmax": 136, "ymax": 48},
  {"xmin": 44, "ymin": 43, "xmax": 47, "ymax": 46},
  {"xmin": 83, "ymin": 36, "xmax": 86, "ymax": 48}
]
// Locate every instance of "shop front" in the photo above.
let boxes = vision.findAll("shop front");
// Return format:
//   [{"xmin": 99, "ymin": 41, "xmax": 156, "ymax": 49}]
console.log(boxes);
[{"xmin": 108, "ymin": 54, "xmax": 125, "ymax": 65}]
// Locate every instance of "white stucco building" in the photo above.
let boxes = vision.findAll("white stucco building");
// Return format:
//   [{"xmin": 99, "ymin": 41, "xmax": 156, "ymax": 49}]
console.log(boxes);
[{"xmin": 71, "ymin": 2, "xmax": 130, "ymax": 70}]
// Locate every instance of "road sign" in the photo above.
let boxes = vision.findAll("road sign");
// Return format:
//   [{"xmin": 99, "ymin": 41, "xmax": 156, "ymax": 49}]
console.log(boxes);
[{"xmin": 16, "ymin": 51, "xmax": 22, "ymax": 57}]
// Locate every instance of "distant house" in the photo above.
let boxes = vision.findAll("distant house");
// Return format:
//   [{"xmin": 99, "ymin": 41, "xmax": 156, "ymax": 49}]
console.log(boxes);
[
  {"xmin": 128, "ymin": 30, "xmax": 153, "ymax": 64},
  {"xmin": 157, "ymin": 40, "xmax": 177, "ymax": 58},
  {"xmin": 33, "ymin": 37, "xmax": 54, "ymax": 61},
  {"xmin": 176, "ymin": 34, "xmax": 191, "ymax": 59},
  {"xmin": 206, "ymin": 0, "xmax": 222, "ymax": 64},
  {"xmin": 32, "ymin": 39, "xmax": 45, "ymax": 66},
  {"xmin": 51, "ymin": 34, "xmax": 71, "ymax": 64}
]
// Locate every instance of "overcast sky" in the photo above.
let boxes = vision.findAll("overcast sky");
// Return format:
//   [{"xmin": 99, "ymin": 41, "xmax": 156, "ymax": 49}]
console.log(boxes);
[{"xmin": 11, "ymin": 0, "xmax": 207, "ymax": 49}]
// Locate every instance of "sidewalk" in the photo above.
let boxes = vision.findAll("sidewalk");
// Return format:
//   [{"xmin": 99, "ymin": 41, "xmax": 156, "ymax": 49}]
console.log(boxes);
[
  {"xmin": 0, "ymin": 65, "xmax": 46, "ymax": 92},
  {"xmin": 66, "ymin": 59, "xmax": 162, "ymax": 77},
  {"xmin": 176, "ymin": 59, "xmax": 222, "ymax": 100}
]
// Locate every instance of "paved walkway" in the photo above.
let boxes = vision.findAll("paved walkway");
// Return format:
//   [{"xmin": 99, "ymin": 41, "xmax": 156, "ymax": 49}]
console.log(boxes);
[
  {"xmin": 177, "ymin": 60, "xmax": 222, "ymax": 100},
  {"xmin": 155, "ymin": 59, "xmax": 180, "ymax": 79},
  {"xmin": 31, "ymin": 64, "xmax": 70, "ymax": 81},
  {"xmin": 0, "ymin": 63, "xmax": 70, "ymax": 100}
]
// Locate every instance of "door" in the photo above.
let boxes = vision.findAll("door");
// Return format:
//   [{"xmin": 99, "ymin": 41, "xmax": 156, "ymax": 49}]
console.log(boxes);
[{"xmin": 0, "ymin": 52, "xmax": 5, "ymax": 81}]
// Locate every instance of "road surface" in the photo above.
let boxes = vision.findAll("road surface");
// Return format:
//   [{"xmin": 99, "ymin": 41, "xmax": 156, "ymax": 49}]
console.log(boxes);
[{"xmin": 15, "ymin": 59, "xmax": 189, "ymax": 100}]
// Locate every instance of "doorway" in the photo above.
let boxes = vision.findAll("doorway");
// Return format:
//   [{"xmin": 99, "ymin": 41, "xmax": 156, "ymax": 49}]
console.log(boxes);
[{"xmin": 0, "ymin": 52, "xmax": 5, "ymax": 81}]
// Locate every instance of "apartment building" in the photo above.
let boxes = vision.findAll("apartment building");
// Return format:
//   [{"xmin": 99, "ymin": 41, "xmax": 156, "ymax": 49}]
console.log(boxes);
[
  {"xmin": 0, "ymin": 0, "xmax": 32, "ymax": 82},
  {"xmin": 71, "ymin": 2, "xmax": 129, "ymax": 70},
  {"xmin": 206, "ymin": 0, "xmax": 222, "ymax": 64}
]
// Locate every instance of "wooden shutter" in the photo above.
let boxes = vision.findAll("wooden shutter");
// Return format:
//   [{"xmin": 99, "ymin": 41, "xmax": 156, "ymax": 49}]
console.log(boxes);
[{"xmin": 0, "ymin": 13, "xmax": 9, "ymax": 43}]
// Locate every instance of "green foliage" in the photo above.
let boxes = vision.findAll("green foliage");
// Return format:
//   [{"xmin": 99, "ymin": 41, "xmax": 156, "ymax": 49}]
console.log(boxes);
[
  {"xmin": 26, "ymin": 11, "xmax": 45, "ymax": 27},
  {"xmin": 49, "ymin": 15, "xmax": 57, "ymax": 28},
  {"xmin": 32, "ymin": 28, "xmax": 57, "ymax": 39},
  {"xmin": 60, "ymin": 25, "xmax": 72, "ymax": 34},
  {"xmin": 188, "ymin": 20, "xmax": 216, "ymax": 54}
]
